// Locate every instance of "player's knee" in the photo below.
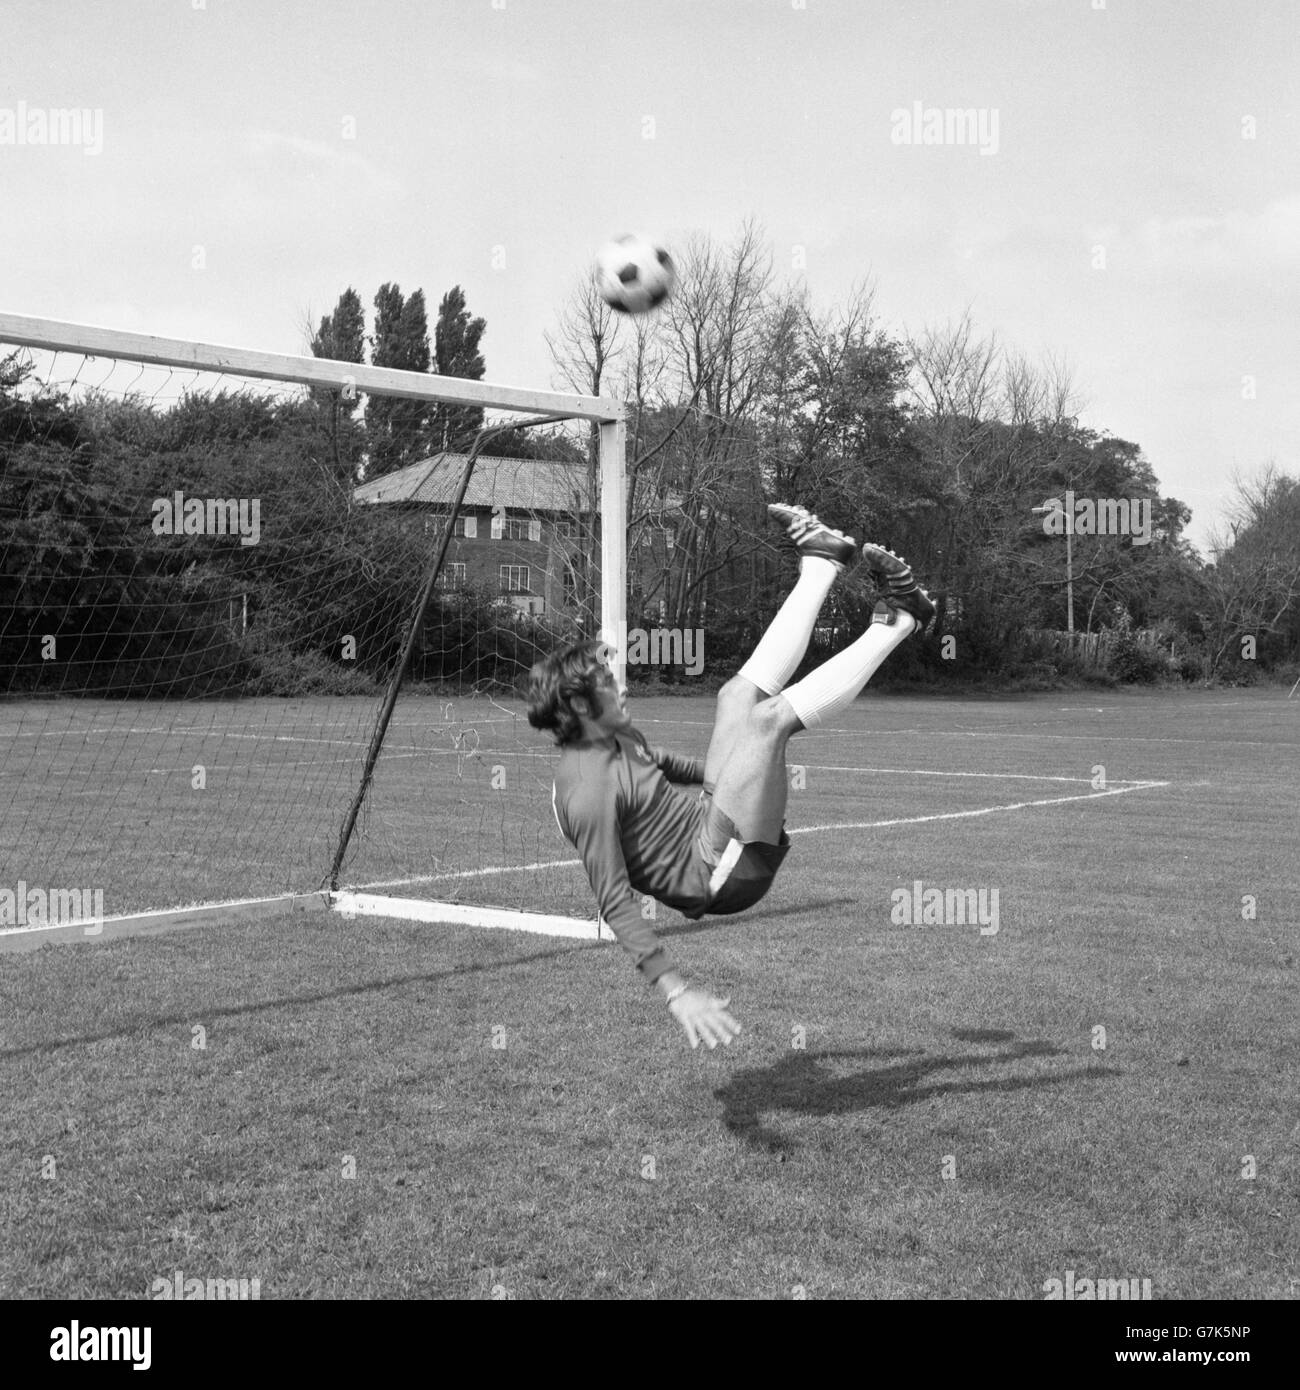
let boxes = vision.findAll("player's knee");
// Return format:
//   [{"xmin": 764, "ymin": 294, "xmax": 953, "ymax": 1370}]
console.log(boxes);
[
  {"xmin": 716, "ymin": 675, "xmax": 762, "ymax": 718},
  {"xmin": 750, "ymin": 694, "xmax": 797, "ymax": 740}
]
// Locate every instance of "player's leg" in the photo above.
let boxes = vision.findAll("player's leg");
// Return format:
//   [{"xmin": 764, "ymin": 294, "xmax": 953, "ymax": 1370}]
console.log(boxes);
[
  {"xmin": 707, "ymin": 688, "xmax": 802, "ymax": 842},
  {"xmin": 703, "ymin": 504, "xmax": 854, "ymax": 788},
  {"xmin": 710, "ymin": 544, "xmax": 936, "ymax": 839},
  {"xmin": 782, "ymin": 544, "xmax": 935, "ymax": 730}
]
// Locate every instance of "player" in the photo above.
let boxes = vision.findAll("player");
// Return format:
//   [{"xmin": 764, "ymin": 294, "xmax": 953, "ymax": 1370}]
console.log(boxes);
[{"xmin": 525, "ymin": 503, "xmax": 935, "ymax": 1049}]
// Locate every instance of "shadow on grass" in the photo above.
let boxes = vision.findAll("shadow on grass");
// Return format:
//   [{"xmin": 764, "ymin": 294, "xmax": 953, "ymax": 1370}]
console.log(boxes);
[
  {"xmin": 0, "ymin": 939, "xmax": 602, "ymax": 1060},
  {"xmin": 0, "ymin": 897, "xmax": 852, "ymax": 1059},
  {"xmin": 716, "ymin": 1033, "xmax": 1119, "ymax": 1153}
]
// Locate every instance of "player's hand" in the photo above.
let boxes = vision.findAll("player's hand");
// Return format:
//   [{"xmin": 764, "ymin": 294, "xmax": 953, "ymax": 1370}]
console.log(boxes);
[{"xmin": 669, "ymin": 988, "xmax": 741, "ymax": 1050}]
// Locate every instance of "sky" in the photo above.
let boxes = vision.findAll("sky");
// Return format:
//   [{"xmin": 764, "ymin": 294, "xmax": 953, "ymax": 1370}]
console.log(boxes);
[{"xmin": 2, "ymin": 0, "xmax": 1297, "ymax": 556}]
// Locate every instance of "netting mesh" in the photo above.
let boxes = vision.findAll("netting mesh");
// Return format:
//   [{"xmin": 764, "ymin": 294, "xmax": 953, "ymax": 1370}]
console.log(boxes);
[{"xmin": 0, "ymin": 342, "xmax": 611, "ymax": 924}]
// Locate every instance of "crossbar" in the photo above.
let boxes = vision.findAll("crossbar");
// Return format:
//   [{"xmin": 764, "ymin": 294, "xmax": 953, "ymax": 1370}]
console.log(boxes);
[{"xmin": 0, "ymin": 311, "xmax": 624, "ymax": 422}]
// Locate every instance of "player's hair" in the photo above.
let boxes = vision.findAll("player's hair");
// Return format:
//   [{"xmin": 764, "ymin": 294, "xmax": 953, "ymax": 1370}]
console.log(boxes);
[{"xmin": 525, "ymin": 639, "xmax": 612, "ymax": 746}]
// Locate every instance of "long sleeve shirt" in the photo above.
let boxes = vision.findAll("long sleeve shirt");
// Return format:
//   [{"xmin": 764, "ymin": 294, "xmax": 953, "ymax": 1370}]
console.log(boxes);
[{"xmin": 551, "ymin": 728, "xmax": 707, "ymax": 983}]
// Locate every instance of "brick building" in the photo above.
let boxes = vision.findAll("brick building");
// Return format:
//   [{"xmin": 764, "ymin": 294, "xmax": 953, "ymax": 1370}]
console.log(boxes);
[{"xmin": 353, "ymin": 452, "xmax": 675, "ymax": 624}]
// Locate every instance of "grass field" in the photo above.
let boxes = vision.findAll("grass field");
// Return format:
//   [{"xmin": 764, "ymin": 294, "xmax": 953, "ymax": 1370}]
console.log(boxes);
[{"xmin": 1, "ymin": 687, "xmax": 1297, "ymax": 1299}]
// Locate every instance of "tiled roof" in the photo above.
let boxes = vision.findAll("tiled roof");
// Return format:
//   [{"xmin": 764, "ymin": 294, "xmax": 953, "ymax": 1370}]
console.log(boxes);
[{"xmin": 354, "ymin": 453, "xmax": 592, "ymax": 513}]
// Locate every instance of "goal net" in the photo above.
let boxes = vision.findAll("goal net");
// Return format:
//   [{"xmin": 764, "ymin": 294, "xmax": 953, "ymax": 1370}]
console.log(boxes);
[{"xmin": 0, "ymin": 313, "xmax": 626, "ymax": 943}]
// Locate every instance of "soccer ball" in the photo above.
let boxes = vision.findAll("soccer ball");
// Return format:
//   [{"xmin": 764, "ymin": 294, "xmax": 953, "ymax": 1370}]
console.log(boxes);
[{"xmin": 595, "ymin": 234, "xmax": 675, "ymax": 314}]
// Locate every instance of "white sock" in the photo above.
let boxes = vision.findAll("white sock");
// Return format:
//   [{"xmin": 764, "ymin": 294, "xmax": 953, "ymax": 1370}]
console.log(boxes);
[
  {"xmin": 737, "ymin": 557, "xmax": 839, "ymax": 696},
  {"xmin": 784, "ymin": 613, "xmax": 916, "ymax": 728}
]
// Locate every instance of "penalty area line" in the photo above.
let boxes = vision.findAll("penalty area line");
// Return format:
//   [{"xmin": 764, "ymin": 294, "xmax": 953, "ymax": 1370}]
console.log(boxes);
[
  {"xmin": 3, "ymin": 785, "xmax": 1169, "ymax": 951},
  {"xmin": 791, "ymin": 779, "xmax": 1170, "ymax": 836},
  {"xmin": 791, "ymin": 765, "xmax": 1156, "ymax": 786},
  {"xmin": 353, "ymin": 780, "xmax": 1172, "ymax": 892},
  {"xmin": 352, "ymin": 859, "xmax": 582, "ymax": 892}
]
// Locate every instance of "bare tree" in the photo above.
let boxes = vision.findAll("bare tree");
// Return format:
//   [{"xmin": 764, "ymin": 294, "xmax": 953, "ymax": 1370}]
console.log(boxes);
[
  {"xmin": 1196, "ymin": 464, "xmax": 1300, "ymax": 678},
  {"xmin": 648, "ymin": 221, "xmax": 780, "ymax": 628},
  {"xmin": 906, "ymin": 308, "xmax": 1001, "ymax": 487}
]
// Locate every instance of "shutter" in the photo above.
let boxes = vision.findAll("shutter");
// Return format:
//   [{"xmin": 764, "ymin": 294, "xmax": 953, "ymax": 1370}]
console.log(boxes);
[
  {"xmin": 463, "ymin": 514, "xmax": 476, "ymax": 538},
  {"xmin": 529, "ymin": 519, "xmax": 541, "ymax": 543},
  {"xmin": 490, "ymin": 511, "xmax": 503, "ymax": 539}
]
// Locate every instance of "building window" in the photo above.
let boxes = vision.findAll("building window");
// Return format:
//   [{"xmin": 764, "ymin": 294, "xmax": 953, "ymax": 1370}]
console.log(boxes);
[
  {"xmin": 491, "ymin": 513, "xmax": 540, "ymax": 541},
  {"xmin": 500, "ymin": 564, "xmax": 530, "ymax": 593},
  {"xmin": 553, "ymin": 520, "xmax": 575, "ymax": 541},
  {"xmin": 437, "ymin": 562, "xmax": 467, "ymax": 590},
  {"xmin": 498, "ymin": 516, "xmax": 542, "ymax": 542},
  {"xmin": 426, "ymin": 514, "xmax": 476, "ymax": 538}
]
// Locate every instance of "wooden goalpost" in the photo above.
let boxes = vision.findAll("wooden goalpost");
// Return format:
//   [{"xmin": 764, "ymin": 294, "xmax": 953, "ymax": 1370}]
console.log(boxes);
[{"xmin": 0, "ymin": 311, "xmax": 626, "ymax": 949}]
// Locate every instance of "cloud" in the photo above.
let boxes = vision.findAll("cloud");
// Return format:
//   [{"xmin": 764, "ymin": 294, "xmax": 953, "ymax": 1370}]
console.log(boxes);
[
  {"xmin": 1133, "ymin": 194, "xmax": 1300, "ymax": 274},
  {"xmin": 242, "ymin": 128, "xmax": 404, "ymax": 197}
]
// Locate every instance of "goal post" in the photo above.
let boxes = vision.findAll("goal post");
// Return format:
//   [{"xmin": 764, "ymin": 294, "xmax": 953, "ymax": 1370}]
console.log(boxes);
[
  {"xmin": 0, "ymin": 311, "xmax": 626, "ymax": 945},
  {"xmin": 599, "ymin": 416, "xmax": 628, "ymax": 692},
  {"xmin": 0, "ymin": 313, "xmax": 618, "ymax": 418}
]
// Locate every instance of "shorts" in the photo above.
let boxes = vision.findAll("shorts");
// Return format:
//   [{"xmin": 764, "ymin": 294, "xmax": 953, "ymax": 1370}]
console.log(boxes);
[{"xmin": 692, "ymin": 788, "xmax": 791, "ymax": 916}]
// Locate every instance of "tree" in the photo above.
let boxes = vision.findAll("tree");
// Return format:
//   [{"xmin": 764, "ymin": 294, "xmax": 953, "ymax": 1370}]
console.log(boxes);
[
  {"xmin": 546, "ymin": 269, "xmax": 677, "ymax": 634},
  {"xmin": 1195, "ymin": 465, "xmax": 1300, "ymax": 678},
  {"xmin": 311, "ymin": 288, "xmax": 365, "ymax": 369},
  {"xmin": 429, "ymin": 285, "xmax": 487, "ymax": 452},
  {"xmin": 309, "ymin": 288, "xmax": 366, "ymax": 481},
  {"xmin": 648, "ymin": 221, "xmax": 778, "ymax": 632},
  {"xmin": 366, "ymin": 284, "xmax": 431, "ymax": 477}
]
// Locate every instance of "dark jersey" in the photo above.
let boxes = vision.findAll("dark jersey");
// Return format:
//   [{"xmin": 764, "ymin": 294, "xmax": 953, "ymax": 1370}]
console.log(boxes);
[{"xmin": 551, "ymin": 727, "xmax": 706, "ymax": 983}]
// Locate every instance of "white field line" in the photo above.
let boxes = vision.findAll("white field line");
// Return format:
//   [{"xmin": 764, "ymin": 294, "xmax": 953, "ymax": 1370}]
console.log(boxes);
[
  {"xmin": 1057, "ymin": 701, "xmax": 1278, "ymax": 710},
  {"xmin": 345, "ymin": 778, "xmax": 1172, "ymax": 890},
  {"xmin": 3, "ymin": 778, "xmax": 1171, "ymax": 941},
  {"xmin": 393, "ymin": 755, "xmax": 1158, "ymax": 784},
  {"xmin": 629, "ymin": 715, "xmax": 1291, "ymax": 748},
  {"xmin": 800, "ymin": 728, "xmax": 1291, "ymax": 748},
  {"xmin": 356, "ymin": 859, "xmax": 583, "ymax": 892},
  {"xmin": 143, "ymin": 747, "xmax": 506, "ymax": 774},
  {"xmin": 2, "ymin": 714, "xmax": 522, "ymax": 741},
  {"xmin": 781, "ymin": 765, "xmax": 1153, "ymax": 786},
  {"xmin": 138, "ymin": 754, "xmax": 1160, "ymax": 779},
  {"xmin": 332, "ymin": 892, "xmax": 610, "ymax": 940},
  {"xmin": 0, "ymin": 890, "xmax": 325, "ymax": 941},
  {"xmin": 795, "ymin": 728, "xmax": 1290, "ymax": 750},
  {"xmin": 789, "ymin": 778, "xmax": 1169, "ymax": 836},
  {"xmin": 13, "ymin": 714, "xmax": 1284, "ymax": 754},
  {"xmin": 327, "ymin": 780, "xmax": 1169, "ymax": 932},
  {"xmin": 2, "ymin": 721, "xmax": 369, "ymax": 741}
]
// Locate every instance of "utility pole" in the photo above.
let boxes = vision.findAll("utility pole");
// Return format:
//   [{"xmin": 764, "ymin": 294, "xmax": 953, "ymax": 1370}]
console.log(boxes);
[{"xmin": 1032, "ymin": 503, "xmax": 1075, "ymax": 637}]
